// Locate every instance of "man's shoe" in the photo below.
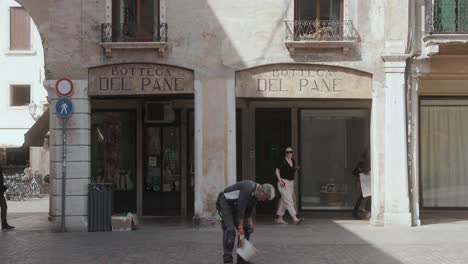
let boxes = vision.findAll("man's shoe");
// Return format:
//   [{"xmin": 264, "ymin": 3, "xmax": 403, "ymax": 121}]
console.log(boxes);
[
  {"xmin": 352, "ymin": 211, "xmax": 361, "ymax": 220},
  {"xmin": 2, "ymin": 224, "xmax": 15, "ymax": 230},
  {"xmin": 236, "ymin": 258, "xmax": 249, "ymax": 264}
]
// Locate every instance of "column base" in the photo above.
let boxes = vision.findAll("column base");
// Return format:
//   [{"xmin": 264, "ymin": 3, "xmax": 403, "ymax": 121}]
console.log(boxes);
[
  {"xmin": 192, "ymin": 216, "xmax": 220, "ymax": 228},
  {"xmin": 370, "ymin": 217, "xmax": 384, "ymax": 227},
  {"xmin": 50, "ymin": 215, "xmax": 88, "ymax": 232},
  {"xmin": 384, "ymin": 212, "xmax": 412, "ymax": 227}
]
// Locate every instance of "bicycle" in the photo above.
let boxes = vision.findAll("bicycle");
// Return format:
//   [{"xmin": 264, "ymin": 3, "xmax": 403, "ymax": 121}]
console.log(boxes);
[{"xmin": 30, "ymin": 171, "xmax": 45, "ymax": 198}]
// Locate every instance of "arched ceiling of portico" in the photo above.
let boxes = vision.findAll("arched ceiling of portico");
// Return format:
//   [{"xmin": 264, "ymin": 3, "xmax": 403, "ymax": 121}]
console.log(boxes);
[{"xmin": 16, "ymin": 0, "xmax": 94, "ymax": 80}]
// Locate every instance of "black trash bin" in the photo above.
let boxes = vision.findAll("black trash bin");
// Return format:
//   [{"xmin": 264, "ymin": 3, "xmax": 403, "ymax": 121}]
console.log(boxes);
[{"xmin": 88, "ymin": 183, "xmax": 113, "ymax": 232}]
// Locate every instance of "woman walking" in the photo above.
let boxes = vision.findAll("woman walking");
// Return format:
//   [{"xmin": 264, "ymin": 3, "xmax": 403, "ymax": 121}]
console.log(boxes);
[{"xmin": 274, "ymin": 147, "xmax": 303, "ymax": 224}]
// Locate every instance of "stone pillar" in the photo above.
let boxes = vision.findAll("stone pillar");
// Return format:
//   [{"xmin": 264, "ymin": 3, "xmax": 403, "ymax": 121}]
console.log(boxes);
[
  {"xmin": 370, "ymin": 79, "xmax": 386, "ymax": 226},
  {"xmin": 407, "ymin": 58, "xmax": 430, "ymax": 226},
  {"xmin": 381, "ymin": 55, "xmax": 412, "ymax": 226},
  {"xmin": 193, "ymin": 74, "xmax": 237, "ymax": 225},
  {"xmin": 46, "ymin": 80, "xmax": 91, "ymax": 232}
]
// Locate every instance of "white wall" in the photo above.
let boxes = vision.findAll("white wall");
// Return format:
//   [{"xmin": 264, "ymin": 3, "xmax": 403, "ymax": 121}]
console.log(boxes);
[{"xmin": 0, "ymin": 0, "xmax": 46, "ymax": 147}]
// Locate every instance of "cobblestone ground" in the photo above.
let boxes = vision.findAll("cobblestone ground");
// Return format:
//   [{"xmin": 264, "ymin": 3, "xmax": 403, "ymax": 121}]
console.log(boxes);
[{"xmin": 1, "ymin": 212, "xmax": 468, "ymax": 264}]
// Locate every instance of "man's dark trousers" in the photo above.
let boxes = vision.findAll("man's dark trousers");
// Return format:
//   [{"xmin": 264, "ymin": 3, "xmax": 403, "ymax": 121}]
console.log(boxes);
[
  {"xmin": 353, "ymin": 194, "xmax": 371, "ymax": 214},
  {"xmin": 0, "ymin": 194, "xmax": 7, "ymax": 226},
  {"xmin": 216, "ymin": 194, "xmax": 253, "ymax": 264}
]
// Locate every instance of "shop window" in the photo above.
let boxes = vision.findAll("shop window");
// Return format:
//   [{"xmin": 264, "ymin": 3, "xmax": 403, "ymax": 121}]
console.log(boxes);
[
  {"xmin": 10, "ymin": 7, "xmax": 31, "ymax": 50},
  {"xmin": 299, "ymin": 109, "xmax": 370, "ymax": 210},
  {"xmin": 420, "ymin": 99, "xmax": 468, "ymax": 207},
  {"xmin": 91, "ymin": 111, "xmax": 136, "ymax": 191},
  {"xmin": 10, "ymin": 85, "xmax": 31, "ymax": 106},
  {"xmin": 111, "ymin": 0, "xmax": 160, "ymax": 41},
  {"xmin": 433, "ymin": 0, "xmax": 468, "ymax": 33}
]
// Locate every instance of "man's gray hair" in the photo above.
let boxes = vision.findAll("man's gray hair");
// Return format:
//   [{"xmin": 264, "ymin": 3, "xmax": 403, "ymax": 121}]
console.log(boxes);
[{"xmin": 260, "ymin": 183, "xmax": 275, "ymax": 200}]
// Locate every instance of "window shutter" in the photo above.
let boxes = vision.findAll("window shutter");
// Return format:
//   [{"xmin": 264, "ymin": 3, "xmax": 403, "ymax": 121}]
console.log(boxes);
[
  {"xmin": 10, "ymin": 7, "xmax": 31, "ymax": 50},
  {"xmin": 458, "ymin": 1, "xmax": 468, "ymax": 32},
  {"xmin": 440, "ymin": 0, "xmax": 456, "ymax": 32}
]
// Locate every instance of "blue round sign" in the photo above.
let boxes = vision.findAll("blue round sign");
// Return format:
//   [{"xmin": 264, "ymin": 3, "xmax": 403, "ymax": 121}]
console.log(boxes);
[{"xmin": 55, "ymin": 98, "xmax": 73, "ymax": 118}]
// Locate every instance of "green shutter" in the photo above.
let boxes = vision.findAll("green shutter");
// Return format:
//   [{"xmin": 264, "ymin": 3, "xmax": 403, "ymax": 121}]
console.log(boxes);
[
  {"xmin": 458, "ymin": 1, "xmax": 468, "ymax": 32},
  {"xmin": 440, "ymin": 0, "xmax": 456, "ymax": 32}
]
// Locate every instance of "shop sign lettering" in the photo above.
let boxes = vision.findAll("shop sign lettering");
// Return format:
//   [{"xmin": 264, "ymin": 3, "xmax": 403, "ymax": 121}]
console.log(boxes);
[
  {"xmin": 236, "ymin": 65, "xmax": 371, "ymax": 99},
  {"xmin": 256, "ymin": 69, "xmax": 342, "ymax": 93},
  {"xmin": 89, "ymin": 64, "xmax": 194, "ymax": 96}
]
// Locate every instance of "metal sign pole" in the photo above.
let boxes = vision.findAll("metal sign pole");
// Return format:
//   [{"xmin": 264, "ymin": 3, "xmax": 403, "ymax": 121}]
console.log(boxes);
[
  {"xmin": 55, "ymin": 81, "xmax": 74, "ymax": 232},
  {"xmin": 61, "ymin": 117, "xmax": 67, "ymax": 232}
]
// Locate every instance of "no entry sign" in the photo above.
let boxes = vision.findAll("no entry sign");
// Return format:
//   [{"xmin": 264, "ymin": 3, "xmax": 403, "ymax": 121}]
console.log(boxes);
[{"xmin": 56, "ymin": 78, "xmax": 74, "ymax": 97}]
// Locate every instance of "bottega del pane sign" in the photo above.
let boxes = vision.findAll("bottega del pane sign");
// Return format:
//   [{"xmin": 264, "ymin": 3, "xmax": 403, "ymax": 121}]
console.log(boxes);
[
  {"xmin": 88, "ymin": 64, "xmax": 194, "ymax": 96},
  {"xmin": 236, "ymin": 64, "xmax": 372, "ymax": 98}
]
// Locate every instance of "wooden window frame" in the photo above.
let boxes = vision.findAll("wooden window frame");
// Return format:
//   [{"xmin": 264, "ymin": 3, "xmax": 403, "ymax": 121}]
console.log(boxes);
[
  {"xmin": 9, "ymin": 7, "xmax": 31, "ymax": 50},
  {"xmin": 294, "ymin": 0, "xmax": 344, "ymax": 21},
  {"xmin": 10, "ymin": 84, "xmax": 31, "ymax": 107}
]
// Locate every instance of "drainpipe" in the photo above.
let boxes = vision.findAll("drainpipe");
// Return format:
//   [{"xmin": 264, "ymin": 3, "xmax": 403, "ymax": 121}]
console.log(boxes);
[{"xmin": 405, "ymin": 0, "xmax": 420, "ymax": 226}]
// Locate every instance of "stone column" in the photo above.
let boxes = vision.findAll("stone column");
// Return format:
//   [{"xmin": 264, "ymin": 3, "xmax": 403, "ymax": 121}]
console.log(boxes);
[
  {"xmin": 46, "ymin": 80, "xmax": 91, "ymax": 232},
  {"xmin": 381, "ymin": 55, "xmax": 412, "ymax": 226},
  {"xmin": 407, "ymin": 58, "xmax": 430, "ymax": 226},
  {"xmin": 370, "ymin": 79, "xmax": 386, "ymax": 226},
  {"xmin": 193, "ymin": 74, "xmax": 237, "ymax": 225}
]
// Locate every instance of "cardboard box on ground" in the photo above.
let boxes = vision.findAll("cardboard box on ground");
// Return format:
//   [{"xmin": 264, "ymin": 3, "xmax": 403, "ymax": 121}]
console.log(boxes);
[{"xmin": 111, "ymin": 213, "xmax": 140, "ymax": 231}]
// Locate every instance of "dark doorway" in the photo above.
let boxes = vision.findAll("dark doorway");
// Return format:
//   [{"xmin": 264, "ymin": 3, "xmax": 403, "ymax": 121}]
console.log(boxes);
[
  {"xmin": 187, "ymin": 111, "xmax": 195, "ymax": 216},
  {"xmin": 236, "ymin": 109, "xmax": 242, "ymax": 182},
  {"xmin": 255, "ymin": 108, "xmax": 291, "ymax": 214},
  {"xmin": 143, "ymin": 124, "xmax": 181, "ymax": 216}
]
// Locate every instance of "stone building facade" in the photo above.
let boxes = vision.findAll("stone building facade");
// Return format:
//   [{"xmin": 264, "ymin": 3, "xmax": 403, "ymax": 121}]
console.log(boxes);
[
  {"xmin": 16, "ymin": 0, "xmax": 418, "ymax": 231},
  {"xmin": 408, "ymin": 0, "xmax": 468, "ymax": 225},
  {"xmin": 0, "ymin": 0, "xmax": 48, "ymax": 177}
]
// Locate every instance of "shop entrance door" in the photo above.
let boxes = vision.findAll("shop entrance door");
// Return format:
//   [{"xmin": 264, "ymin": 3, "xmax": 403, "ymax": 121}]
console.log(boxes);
[
  {"xmin": 255, "ymin": 108, "xmax": 291, "ymax": 214},
  {"xmin": 143, "ymin": 126, "xmax": 181, "ymax": 215}
]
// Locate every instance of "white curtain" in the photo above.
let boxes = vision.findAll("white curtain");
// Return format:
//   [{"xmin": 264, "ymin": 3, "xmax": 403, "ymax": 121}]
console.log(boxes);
[{"xmin": 421, "ymin": 105, "xmax": 468, "ymax": 207}]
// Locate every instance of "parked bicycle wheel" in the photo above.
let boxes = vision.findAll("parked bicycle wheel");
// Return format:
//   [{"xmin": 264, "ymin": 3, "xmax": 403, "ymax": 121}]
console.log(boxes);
[
  {"xmin": 31, "ymin": 181, "xmax": 44, "ymax": 198},
  {"xmin": 18, "ymin": 182, "xmax": 32, "ymax": 200}
]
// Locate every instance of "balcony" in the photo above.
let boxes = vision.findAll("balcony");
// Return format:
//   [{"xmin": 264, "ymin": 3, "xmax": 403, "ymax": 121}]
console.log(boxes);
[
  {"xmin": 284, "ymin": 20, "xmax": 360, "ymax": 55},
  {"xmin": 423, "ymin": 0, "xmax": 468, "ymax": 55},
  {"xmin": 99, "ymin": 23, "xmax": 168, "ymax": 56}
]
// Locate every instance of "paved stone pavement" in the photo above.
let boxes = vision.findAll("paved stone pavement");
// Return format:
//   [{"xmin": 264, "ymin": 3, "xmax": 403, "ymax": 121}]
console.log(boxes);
[
  {"xmin": 7, "ymin": 195, "xmax": 49, "ymax": 213},
  {"xmin": 1, "ymin": 212, "xmax": 468, "ymax": 264}
]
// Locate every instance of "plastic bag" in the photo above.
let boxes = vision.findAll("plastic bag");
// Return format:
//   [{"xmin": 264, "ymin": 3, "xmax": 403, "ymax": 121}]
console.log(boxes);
[{"xmin": 359, "ymin": 172, "xmax": 371, "ymax": 198}]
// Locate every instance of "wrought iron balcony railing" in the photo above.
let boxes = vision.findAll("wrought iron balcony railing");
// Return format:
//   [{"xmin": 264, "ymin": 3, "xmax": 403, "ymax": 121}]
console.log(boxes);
[
  {"xmin": 284, "ymin": 20, "xmax": 360, "ymax": 42},
  {"xmin": 101, "ymin": 23, "xmax": 167, "ymax": 42},
  {"xmin": 426, "ymin": 0, "xmax": 468, "ymax": 34}
]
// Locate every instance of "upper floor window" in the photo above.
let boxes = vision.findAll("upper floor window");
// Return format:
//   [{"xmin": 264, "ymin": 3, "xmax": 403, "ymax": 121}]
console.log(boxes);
[
  {"xmin": 10, "ymin": 7, "xmax": 31, "ymax": 50},
  {"xmin": 295, "ymin": 0, "xmax": 342, "ymax": 21},
  {"xmin": 285, "ymin": 0, "xmax": 359, "ymax": 54},
  {"xmin": 111, "ymin": 0, "xmax": 160, "ymax": 41},
  {"xmin": 10, "ymin": 85, "xmax": 31, "ymax": 106},
  {"xmin": 433, "ymin": 0, "xmax": 468, "ymax": 33}
]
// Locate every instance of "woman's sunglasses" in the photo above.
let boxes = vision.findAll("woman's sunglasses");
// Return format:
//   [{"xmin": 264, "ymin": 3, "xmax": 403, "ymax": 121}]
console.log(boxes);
[{"xmin": 286, "ymin": 151, "xmax": 293, "ymax": 154}]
